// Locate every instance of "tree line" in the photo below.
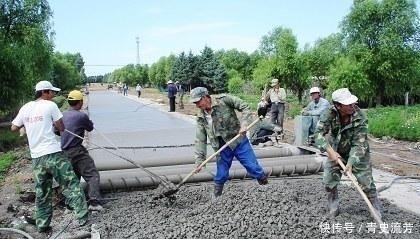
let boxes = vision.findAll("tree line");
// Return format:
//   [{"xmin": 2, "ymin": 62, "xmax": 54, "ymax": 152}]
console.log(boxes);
[
  {"xmin": 1, "ymin": 0, "xmax": 420, "ymax": 117},
  {"xmin": 105, "ymin": 0, "xmax": 420, "ymax": 107},
  {"xmin": 0, "ymin": 0, "xmax": 86, "ymax": 115}
]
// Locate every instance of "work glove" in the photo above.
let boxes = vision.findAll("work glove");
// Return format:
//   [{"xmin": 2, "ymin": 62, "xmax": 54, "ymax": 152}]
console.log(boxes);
[{"xmin": 301, "ymin": 109, "xmax": 309, "ymax": 116}]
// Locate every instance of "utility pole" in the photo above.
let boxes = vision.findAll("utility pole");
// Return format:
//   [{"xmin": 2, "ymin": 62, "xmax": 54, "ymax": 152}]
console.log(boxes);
[{"xmin": 136, "ymin": 36, "xmax": 140, "ymax": 65}]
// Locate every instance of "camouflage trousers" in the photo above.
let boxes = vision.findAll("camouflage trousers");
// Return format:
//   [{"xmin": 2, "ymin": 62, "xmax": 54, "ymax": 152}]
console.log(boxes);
[
  {"xmin": 64, "ymin": 145, "xmax": 102, "ymax": 205},
  {"xmin": 32, "ymin": 152, "xmax": 88, "ymax": 231},
  {"xmin": 323, "ymin": 156, "xmax": 377, "ymax": 198}
]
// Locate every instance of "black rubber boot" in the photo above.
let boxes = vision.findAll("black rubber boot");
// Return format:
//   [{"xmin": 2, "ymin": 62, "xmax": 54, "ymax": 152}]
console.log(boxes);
[
  {"xmin": 258, "ymin": 175, "xmax": 268, "ymax": 185},
  {"xmin": 326, "ymin": 186, "xmax": 339, "ymax": 217},
  {"xmin": 369, "ymin": 196, "xmax": 383, "ymax": 220},
  {"xmin": 214, "ymin": 184, "xmax": 224, "ymax": 198}
]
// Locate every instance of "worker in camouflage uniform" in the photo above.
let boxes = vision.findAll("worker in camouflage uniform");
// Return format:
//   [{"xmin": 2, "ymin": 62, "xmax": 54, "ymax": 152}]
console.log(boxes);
[
  {"xmin": 248, "ymin": 106, "xmax": 283, "ymax": 146},
  {"xmin": 61, "ymin": 90, "xmax": 104, "ymax": 212},
  {"xmin": 190, "ymin": 87, "xmax": 268, "ymax": 198},
  {"xmin": 314, "ymin": 88, "xmax": 382, "ymax": 218},
  {"xmin": 11, "ymin": 81, "xmax": 88, "ymax": 233}
]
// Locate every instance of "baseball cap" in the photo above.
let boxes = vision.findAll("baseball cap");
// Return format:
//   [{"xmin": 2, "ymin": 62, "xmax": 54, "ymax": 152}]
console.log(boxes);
[
  {"xmin": 332, "ymin": 88, "xmax": 358, "ymax": 105},
  {"xmin": 309, "ymin": 87, "xmax": 320, "ymax": 94},
  {"xmin": 271, "ymin": 78, "xmax": 279, "ymax": 86},
  {"xmin": 67, "ymin": 90, "xmax": 84, "ymax": 101},
  {"xmin": 190, "ymin": 87, "xmax": 209, "ymax": 103},
  {"xmin": 35, "ymin": 81, "xmax": 61, "ymax": 92}
]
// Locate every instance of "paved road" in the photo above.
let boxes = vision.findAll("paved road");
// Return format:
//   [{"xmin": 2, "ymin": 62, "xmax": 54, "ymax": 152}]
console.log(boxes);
[{"xmin": 87, "ymin": 91, "xmax": 197, "ymax": 170}]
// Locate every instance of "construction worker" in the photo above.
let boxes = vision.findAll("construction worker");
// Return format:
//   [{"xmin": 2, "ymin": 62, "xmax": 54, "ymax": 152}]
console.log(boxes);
[
  {"xmin": 135, "ymin": 83, "xmax": 142, "ymax": 98},
  {"xmin": 190, "ymin": 87, "xmax": 268, "ymax": 198},
  {"xmin": 301, "ymin": 87, "xmax": 330, "ymax": 143},
  {"xmin": 61, "ymin": 90, "xmax": 104, "ymax": 212},
  {"xmin": 167, "ymin": 80, "xmax": 177, "ymax": 112},
  {"xmin": 248, "ymin": 106, "xmax": 283, "ymax": 146},
  {"xmin": 175, "ymin": 81, "xmax": 185, "ymax": 109},
  {"xmin": 11, "ymin": 81, "xmax": 88, "ymax": 233},
  {"xmin": 314, "ymin": 88, "xmax": 382, "ymax": 218},
  {"xmin": 264, "ymin": 78, "xmax": 286, "ymax": 129}
]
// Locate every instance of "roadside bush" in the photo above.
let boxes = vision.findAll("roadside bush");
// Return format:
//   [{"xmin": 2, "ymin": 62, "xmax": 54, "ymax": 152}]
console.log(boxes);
[
  {"xmin": 368, "ymin": 105, "xmax": 420, "ymax": 141},
  {"xmin": 228, "ymin": 76, "xmax": 245, "ymax": 94}
]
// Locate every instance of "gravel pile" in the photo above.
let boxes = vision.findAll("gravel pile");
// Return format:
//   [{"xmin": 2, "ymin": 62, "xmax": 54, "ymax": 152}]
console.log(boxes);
[{"xmin": 55, "ymin": 177, "xmax": 419, "ymax": 239}]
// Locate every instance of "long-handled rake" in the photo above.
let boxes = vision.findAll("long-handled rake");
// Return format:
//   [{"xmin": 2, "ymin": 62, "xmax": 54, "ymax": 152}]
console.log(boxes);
[
  {"xmin": 64, "ymin": 129, "xmax": 178, "ymax": 192},
  {"xmin": 335, "ymin": 157, "xmax": 386, "ymax": 228},
  {"xmin": 154, "ymin": 117, "xmax": 261, "ymax": 200}
]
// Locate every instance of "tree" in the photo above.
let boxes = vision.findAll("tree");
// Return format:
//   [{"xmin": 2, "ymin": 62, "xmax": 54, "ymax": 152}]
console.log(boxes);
[
  {"xmin": 267, "ymin": 27, "xmax": 309, "ymax": 102},
  {"xmin": 301, "ymin": 34, "xmax": 344, "ymax": 89},
  {"xmin": 341, "ymin": 0, "xmax": 420, "ymax": 105},
  {"xmin": 51, "ymin": 52, "xmax": 80, "ymax": 90},
  {"xmin": 0, "ymin": 0, "xmax": 53, "ymax": 112},
  {"xmin": 216, "ymin": 49, "xmax": 253, "ymax": 80},
  {"xmin": 170, "ymin": 52, "xmax": 188, "ymax": 83},
  {"xmin": 198, "ymin": 46, "xmax": 227, "ymax": 93}
]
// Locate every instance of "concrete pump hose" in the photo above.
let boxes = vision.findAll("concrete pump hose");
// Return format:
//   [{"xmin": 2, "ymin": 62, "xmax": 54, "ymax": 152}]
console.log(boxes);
[{"xmin": 0, "ymin": 228, "xmax": 34, "ymax": 239}]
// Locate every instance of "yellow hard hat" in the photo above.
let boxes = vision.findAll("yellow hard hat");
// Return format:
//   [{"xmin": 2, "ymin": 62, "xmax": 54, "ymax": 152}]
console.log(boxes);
[{"xmin": 67, "ymin": 90, "xmax": 84, "ymax": 101}]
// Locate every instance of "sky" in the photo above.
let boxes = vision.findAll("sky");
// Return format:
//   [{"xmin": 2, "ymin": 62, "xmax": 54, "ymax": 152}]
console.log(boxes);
[{"xmin": 49, "ymin": 0, "xmax": 355, "ymax": 76}]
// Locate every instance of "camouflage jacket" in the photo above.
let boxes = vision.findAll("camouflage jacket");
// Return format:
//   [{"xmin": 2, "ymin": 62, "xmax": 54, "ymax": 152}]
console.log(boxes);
[
  {"xmin": 314, "ymin": 105, "xmax": 370, "ymax": 165},
  {"xmin": 194, "ymin": 94, "xmax": 253, "ymax": 163},
  {"xmin": 248, "ymin": 118, "xmax": 276, "ymax": 141}
]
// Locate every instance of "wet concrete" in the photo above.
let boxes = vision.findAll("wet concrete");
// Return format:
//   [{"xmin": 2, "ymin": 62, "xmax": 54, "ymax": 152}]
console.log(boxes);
[
  {"xmin": 87, "ymin": 91, "xmax": 199, "ymax": 173},
  {"xmin": 88, "ymin": 91, "xmax": 193, "ymax": 133},
  {"xmin": 52, "ymin": 178, "xmax": 420, "ymax": 239},
  {"xmin": 60, "ymin": 91, "xmax": 419, "ymax": 239}
]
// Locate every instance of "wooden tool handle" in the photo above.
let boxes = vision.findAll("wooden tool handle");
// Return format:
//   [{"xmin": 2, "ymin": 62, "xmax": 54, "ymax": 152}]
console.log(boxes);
[
  {"xmin": 336, "ymin": 157, "xmax": 384, "ymax": 225},
  {"xmin": 177, "ymin": 117, "xmax": 261, "ymax": 187}
]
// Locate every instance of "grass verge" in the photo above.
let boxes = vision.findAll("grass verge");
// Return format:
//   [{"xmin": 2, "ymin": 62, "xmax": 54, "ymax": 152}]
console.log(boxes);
[{"xmin": 0, "ymin": 153, "xmax": 16, "ymax": 181}]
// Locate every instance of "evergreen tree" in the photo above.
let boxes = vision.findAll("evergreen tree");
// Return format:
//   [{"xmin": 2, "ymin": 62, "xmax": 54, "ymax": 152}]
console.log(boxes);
[{"xmin": 198, "ymin": 46, "xmax": 227, "ymax": 93}]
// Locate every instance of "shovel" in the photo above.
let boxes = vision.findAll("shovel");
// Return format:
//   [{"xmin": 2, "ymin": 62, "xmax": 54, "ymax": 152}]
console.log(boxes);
[
  {"xmin": 335, "ymin": 157, "xmax": 385, "ymax": 227},
  {"xmin": 154, "ymin": 117, "xmax": 261, "ymax": 199},
  {"xmin": 64, "ymin": 129, "xmax": 177, "ymax": 191}
]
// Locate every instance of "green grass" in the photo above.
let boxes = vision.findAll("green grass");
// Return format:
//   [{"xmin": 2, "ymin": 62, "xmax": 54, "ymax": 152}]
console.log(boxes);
[
  {"xmin": 367, "ymin": 105, "xmax": 420, "ymax": 141},
  {"xmin": 0, "ymin": 128, "xmax": 26, "ymax": 152},
  {"xmin": 0, "ymin": 153, "xmax": 16, "ymax": 181}
]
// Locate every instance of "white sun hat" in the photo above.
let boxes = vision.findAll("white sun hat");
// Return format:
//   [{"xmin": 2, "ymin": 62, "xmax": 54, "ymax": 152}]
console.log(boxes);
[
  {"xmin": 332, "ymin": 88, "xmax": 358, "ymax": 105},
  {"xmin": 309, "ymin": 87, "xmax": 320, "ymax": 94},
  {"xmin": 35, "ymin": 81, "xmax": 61, "ymax": 92}
]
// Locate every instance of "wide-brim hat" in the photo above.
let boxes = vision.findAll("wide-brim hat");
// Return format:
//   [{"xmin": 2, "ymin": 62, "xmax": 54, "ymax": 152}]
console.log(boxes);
[{"xmin": 167, "ymin": 80, "xmax": 173, "ymax": 84}]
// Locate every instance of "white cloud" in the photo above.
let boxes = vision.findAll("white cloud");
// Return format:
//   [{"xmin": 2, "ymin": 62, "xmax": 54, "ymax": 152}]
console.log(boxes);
[{"xmin": 148, "ymin": 22, "xmax": 237, "ymax": 37}]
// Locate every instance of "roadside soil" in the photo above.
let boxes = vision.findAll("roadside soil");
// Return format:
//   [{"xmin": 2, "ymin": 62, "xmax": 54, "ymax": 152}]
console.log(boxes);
[{"xmin": 0, "ymin": 83, "xmax": 419, "ymax": 238}]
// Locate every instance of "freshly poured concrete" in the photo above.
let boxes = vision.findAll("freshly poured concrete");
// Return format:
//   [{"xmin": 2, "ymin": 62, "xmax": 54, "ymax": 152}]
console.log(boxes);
[
  {"xmin": 48, "ymin": 91, "xmax": 420, "ymax": 238},
  {"xmin": 54, "ymin": 179, "xmax": 420, "ymax": 239}
]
